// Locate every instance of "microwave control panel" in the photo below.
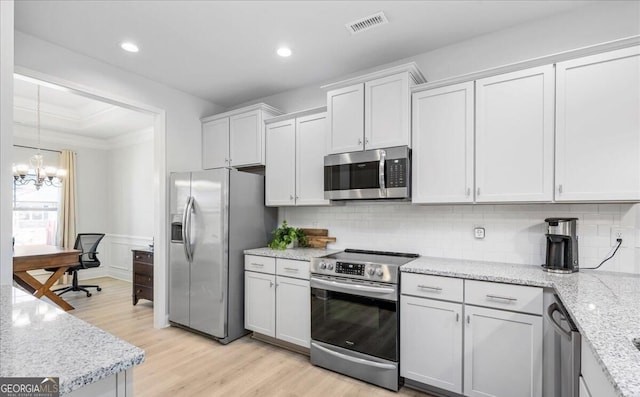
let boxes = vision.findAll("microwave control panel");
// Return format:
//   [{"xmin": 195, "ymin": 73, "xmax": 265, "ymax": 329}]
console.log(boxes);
[
  {"xmin": 386, "ymin": 158, "xmax": 407, "ymax": 188},
  {"xmin": 335, "ymin": 262, "xmax": 365, "ymax": 276}
]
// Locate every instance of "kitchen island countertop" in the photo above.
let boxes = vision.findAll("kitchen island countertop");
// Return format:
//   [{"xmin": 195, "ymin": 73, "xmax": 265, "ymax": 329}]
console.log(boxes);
[
  {"xmin": 401, "ymin": 257, "xmax": 640, "ymax": 397},
  {"xmin": 0, "ymin": 285, "xmax": 145, "ymax": 395},
  {"xmin": 244, "ymin": 247, "xmax": 341, "ymax": 262}
]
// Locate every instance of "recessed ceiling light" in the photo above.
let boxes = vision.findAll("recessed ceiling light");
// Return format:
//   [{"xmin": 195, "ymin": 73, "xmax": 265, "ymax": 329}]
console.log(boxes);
[
  {"xmin": 121, "ymin": 41, "xmax": 139, "ymax": 53},
  {"xmin": 277, "ymin": 47, "xmax": 292, "ymax": 57}
]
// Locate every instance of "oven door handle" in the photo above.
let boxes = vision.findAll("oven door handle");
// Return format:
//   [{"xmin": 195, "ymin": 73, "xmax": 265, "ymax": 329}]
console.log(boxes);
[
  {"xmin": 311, "ymin": 277, "xmax": 395, "ymax": 294},
  {"xmin": 546, "ymin": 302, "xmax": 572, "ymax": 340},
  {"xmin": 311, "ymin": 342, "xmax": 396, "ymax": 370}
]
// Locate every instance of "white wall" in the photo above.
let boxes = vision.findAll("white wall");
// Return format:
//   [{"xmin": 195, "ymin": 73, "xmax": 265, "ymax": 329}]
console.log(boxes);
[
  {"xmin": 282, "ymin": 204, "xmax": 640, "ymax": 274},
  {"xmin": 236, "ymin": 1, "xmax": 640, "ymax": 113},
  {"xmin": 264, "ymin": 1, "xmax": 640, "ymax": 274},
  {"xmin": 0, "ymin": 0, "xmax": 14, "ymax": 285}
]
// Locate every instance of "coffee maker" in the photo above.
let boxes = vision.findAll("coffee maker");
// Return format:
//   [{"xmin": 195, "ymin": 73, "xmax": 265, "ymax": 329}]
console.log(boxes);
[{"xmin": 543, "ymin": 217, "xmax": 579, "ymax": 273}]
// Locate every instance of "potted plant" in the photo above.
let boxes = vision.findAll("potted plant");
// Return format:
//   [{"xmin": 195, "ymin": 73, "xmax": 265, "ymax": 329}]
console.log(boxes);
[{"xmin": 268, "ymin": 220, "xmax": 308, "ymax": 250}]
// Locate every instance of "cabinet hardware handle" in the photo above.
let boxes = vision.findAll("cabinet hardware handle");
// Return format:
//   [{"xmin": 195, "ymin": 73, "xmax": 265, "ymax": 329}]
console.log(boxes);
[
  {"xmin": 251, "ymin": 263, "xmax": 264, "ymax": 267},
  {"xmin": 558, "ymin": 184, "xmax": 563, "ymax": 194},
  {"xmin": 467, "ymin": 315, "xmax": 470, "ymax": 324},
  {"xmin": 477, "ymin": 187, "xmax": 480, "ymax": 196},
  {"xmin": 456, "ymin": 313, "xmax": 460, "ymax": 322},
  {"xmin": 296, "ymin": 196, "xmax": 299, "ymax": 200},
  {"xmin": 466, "ymin": 188, "xmax": 471, "ymax": 197},
  {"xmin": 358, "ymin": 138, "xmax": 362, "ymax": 145},
  {"xmin": 417, "ymin": 285, "xmax": 442, "ymax": 291},
  {"xmin": 365, "ymin": 137, "xmax": 369, "ymax": 144},
  {"xmin": 290, "ymin": 194, "xmax": 294, "ymax": 200},
  {"xmin": 486, "ymin": 294, "xmax": 518, "ymax": 302},
  {"xmin": 284, "ymin": 267, "xmax": 298, "ymax": 272},
  {"xmin": 270, "ymin": 281, "xmax": 274, "ymax": 287}
]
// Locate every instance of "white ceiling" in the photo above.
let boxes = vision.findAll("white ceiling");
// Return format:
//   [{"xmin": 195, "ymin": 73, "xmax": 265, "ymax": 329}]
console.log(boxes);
[
  {"xmin": 13, "ymin": 77, "xmax": 154, "ymax": 140},
  {"xmin": 15, "ymin": 0, "xmax": 594, "ymax": 108}
]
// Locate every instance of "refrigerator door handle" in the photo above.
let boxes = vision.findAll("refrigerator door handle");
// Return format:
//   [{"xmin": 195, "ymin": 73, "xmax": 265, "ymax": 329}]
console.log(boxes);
[
  {"xmin": 185, "ymin": 196, "xmax": 195, "ymax": 262},
  {"xmin": 181, "ymin": 196, "xmax": 191, "ymax": 262}
]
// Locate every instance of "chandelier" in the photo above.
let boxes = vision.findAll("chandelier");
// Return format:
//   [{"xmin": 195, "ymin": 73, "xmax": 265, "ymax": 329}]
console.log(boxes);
[{"xmin": 13, "ymin": 85, "xmax": 66, "ymax": 190}]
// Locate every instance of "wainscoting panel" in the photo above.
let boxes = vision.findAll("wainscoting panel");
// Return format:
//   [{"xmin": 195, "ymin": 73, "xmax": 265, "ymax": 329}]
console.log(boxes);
[{"xmin": 103, "ymin": 234, "xmax": 153, "ymax": 282}]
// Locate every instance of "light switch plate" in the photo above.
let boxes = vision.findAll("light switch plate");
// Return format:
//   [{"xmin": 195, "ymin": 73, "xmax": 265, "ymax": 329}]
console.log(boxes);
[{"xmin": 474, "ymin": 227, "xmax": 485, "ymax": 239}]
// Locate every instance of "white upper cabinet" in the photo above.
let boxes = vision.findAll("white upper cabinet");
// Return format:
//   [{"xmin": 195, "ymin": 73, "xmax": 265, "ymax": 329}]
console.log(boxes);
[
  {"xmin": 555, "ymin": 46, "xmax": 640, "ymax": 202},
  {"xmin": 326, "ymin": 84, "xmax": 365, "ymax": 154},
  {"xmin": 475, "ymin": 65, "xmax": 555, "ymax": 202},
  {"xmin": 324, "ymin": 63, "xmax": 426, "ymax": 155},
  {"xmin": 365, "ymin": 73, "xmax": 411, "ymax": 150},
  {"xmin": 265, "ymin": 109, "xmax": 329, "ymax": 207},
  {"xmin": 265, "ymin": 119, "xmax": 296, "ymax": 206},
  {"xmin": 202, "ymin": 117, "xmax": 230, "ymax": 169},
  {"xmin": 296, "ymin": 113, "xmax": 330, "ymax": 206},
  {"xmin": 201, "ymin": 103, "xmax": 282, "ymax": 169},
  {"xmin": 412, "ymin": 82, "xmax": 475, "ymax": 204}
]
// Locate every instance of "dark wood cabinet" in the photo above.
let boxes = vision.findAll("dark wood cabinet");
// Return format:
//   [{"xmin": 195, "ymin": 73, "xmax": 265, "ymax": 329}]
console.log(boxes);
[{"xmin": 132, "ymin": 250, "xmax": 153, "ymax": 305}]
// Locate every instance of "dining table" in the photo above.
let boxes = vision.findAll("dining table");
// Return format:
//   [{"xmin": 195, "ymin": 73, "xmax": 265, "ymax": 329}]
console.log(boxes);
[{"xmin": 13, "ymin": 244, "xmax": 81, "ymax": 311}]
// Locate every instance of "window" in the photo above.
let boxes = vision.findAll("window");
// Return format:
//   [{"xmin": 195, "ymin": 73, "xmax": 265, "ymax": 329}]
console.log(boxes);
[{"xmin": 12, "ymin": 176, "xmax": 60, "ymax": 246}]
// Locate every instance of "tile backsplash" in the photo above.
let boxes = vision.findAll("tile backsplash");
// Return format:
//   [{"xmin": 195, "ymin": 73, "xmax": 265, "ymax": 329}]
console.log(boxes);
[{"xmin": 280, "ymin": 203, "xmax": 640, "ymax": 274}]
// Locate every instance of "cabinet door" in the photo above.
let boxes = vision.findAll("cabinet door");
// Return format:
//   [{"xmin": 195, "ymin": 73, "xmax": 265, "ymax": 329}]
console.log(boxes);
[
  {"xmin": 296, "ymin": 113, "xmax": 330, "ymax": 206},
  {"xmin": 244, "ymin": 271, "xmax": 275, "ymax": 337},
  {"xmin": 555, "ymin": 46, "xmax": 640, "ymax": 201},
  {"xmin": 230, "ymin": 110, "xmax": 263, "ymax": 167},
  {"xmin": 412, "ymin": 82, "xmax": 474, "ymax": 203},
  {"xmin": 327, "ymin": 83, "xmax": 364, "ymax": 154},
  {"xmin": 265, "ymin": 119, "xmax": 296, "ymax": 206},
  {"xmin": 275, "ymin": 275, "xmax": 310, "ymax": 348},
  {"xmin": 464, "ymin": 305, "xmax": 542, "ymax": 397},
  {"xmin": 401, "ymin": 296, "xmax": 463, "ymax": 394},
  {"xmin": 202, "ymin": 118, "xmax": 230, "ymax": 169},
  {"xmin": 365, "ymin": 72, "xmax": 411, "ymax": 149},
  {"xmin": 475, "ymin": 65, "xmax": 554, "ymax": 202}
]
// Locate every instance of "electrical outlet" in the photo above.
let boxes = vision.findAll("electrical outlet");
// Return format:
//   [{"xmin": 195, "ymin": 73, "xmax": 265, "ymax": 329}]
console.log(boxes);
[
  {"xmin": 474, "ymin": 227, "xmax": 485, "ymax": 239},
  {"xmin": 610, "ymin": 227, "xmax": 629, "ymax": 248}
]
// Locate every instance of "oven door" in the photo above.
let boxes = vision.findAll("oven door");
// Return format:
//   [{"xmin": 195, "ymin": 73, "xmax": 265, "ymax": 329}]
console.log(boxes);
[{"xmin": 310, "ymin": 275, "xmax": 398, "ymax": 362}]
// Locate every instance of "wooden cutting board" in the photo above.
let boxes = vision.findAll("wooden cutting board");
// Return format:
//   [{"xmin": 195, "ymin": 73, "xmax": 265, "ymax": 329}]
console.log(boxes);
[{"xmin": 300, "ymin": 228, "xmax": 336, "ymax": 248}]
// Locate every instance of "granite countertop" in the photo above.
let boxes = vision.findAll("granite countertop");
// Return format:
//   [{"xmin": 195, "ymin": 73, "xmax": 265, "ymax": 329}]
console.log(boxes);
[
  {"xmin": 244, "ymin": 247, "xmax": 341, "ymax": 261},
  {"xmin": 0, "ymin": 286, "xmax": 145, "ymax": 395},
  {"xmin": 401, "ymin": 257, "xmax": 640, "ymax": 397}
]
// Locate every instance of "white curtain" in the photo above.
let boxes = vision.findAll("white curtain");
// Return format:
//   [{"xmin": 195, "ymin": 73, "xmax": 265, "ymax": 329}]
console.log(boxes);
[{"xmin": 58, "ymin": 150, "xmax": 77, "ymax": 249}]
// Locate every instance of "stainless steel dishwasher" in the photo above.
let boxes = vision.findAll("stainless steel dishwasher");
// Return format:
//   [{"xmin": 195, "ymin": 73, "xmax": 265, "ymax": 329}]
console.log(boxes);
[{"xmin": 546, "ymin": 295, "xmax": 581, "ymax": 397}]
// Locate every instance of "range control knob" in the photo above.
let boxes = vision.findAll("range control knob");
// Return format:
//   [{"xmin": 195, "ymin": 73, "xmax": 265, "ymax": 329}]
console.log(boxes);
[
  {"xmin": 368, "ymin": 268, "xmax": 375, "ymax": 276},
  {"xmin": 327, "ymin": 263, "xmax": 334, "ymax": 271},
  {"xmin": 319, "ymin": 262, "xmax": 326, "ymax": 270},
  {"xmin": 376, "ymin": 269, "xmax": 384, "ymax": 277}
]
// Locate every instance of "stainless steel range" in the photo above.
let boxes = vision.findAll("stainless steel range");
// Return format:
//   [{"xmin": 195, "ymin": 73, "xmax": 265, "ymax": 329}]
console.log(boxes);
[{"xmin": 309, "ymin": 249, "xmax": 419, "ymax": 391}]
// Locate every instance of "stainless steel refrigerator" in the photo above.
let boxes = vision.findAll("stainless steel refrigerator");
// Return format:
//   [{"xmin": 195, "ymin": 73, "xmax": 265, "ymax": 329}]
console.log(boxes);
[{"xmin": 169, "ymin": 168, "xmax": 276, "ymax": 344}]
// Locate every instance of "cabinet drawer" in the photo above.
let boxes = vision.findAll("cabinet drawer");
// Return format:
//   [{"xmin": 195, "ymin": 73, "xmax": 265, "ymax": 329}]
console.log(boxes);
[
  {"xmin": 276, "ymin": 258, "xmax": 310, "ymax": 280},
  {"xmin": 402, "ymin": 273, "xmax": 464, "ymax": 302},
  {"xmin": 245, "ymin": 255, "xmax": 276, "ymax": 274},
  {"xmin": 134, "ymin": 262, "xmax": 153, "ymax": 276},
  {"xmin": 134, "ymin": 285, "xmax": 153, "ymax": 301},
  {"xmin": 465, "ymin": 280, "xmax": 543, "ymax": 315},
  {"xmin": 133, "ymin": 251, "xmax": 153, "ymax": 264},
  {"xmin": 134, "ymin": 272, "xmax": 153, "ymax": 287}
]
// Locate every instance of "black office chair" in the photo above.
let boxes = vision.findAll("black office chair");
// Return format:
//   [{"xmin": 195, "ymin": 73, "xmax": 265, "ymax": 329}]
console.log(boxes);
[{"xmin": 52, "ymin": 233, "xmax": 106, "ymax": 297}]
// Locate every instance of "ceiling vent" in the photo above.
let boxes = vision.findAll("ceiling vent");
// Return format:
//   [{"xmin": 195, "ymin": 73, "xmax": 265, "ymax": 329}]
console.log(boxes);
[{"xmin": 345, "ymin": 11, "xmax": 388, "ymax": 35}]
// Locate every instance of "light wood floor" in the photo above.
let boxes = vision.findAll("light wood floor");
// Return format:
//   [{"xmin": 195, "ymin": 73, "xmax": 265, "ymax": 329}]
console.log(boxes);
[{"xmin": 63, "ymin": 277, "xmax": 434, "ymax": 397}]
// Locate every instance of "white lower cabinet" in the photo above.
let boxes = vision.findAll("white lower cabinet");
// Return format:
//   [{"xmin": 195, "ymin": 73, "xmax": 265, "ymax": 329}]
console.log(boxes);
[
  {"xmin": 275, "ymin": 276, "xmax": 310, "ymax": 347},
  {"xmin": 401, "ymin": 274, "xmax": 543, "ymax": 397},
  {"xmin": 464, "ymin": 305, "xmax": 542, "ymax": 397},
  {"xmin": 244, "ymin": 271, "xmax": 276, "ymax": 337},
  {"xmin": 401, "ymin": 295, "xmax": 463, "ymax": 394},
  {"xmin": 244, "ymin": 255, "xmax": 310, "ymax": 349}
]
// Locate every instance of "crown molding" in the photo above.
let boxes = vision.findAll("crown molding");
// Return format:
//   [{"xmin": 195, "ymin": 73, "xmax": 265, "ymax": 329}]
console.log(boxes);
[{"xmin": 321, "ymin": 62, "xmax": 426, "ymax": 91}]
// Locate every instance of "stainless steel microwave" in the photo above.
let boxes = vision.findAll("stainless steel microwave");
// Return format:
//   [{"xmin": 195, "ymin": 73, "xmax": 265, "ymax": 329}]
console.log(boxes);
[{"xmin": 324, "ymin": 146, "xmax": 410, "ymax": 200}]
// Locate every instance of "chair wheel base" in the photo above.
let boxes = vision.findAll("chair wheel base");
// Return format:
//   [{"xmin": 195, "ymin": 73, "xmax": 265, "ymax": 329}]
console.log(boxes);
[
  {"xmin": 86, "ymin": 293, "xmax": 92, "ymax": 297},
  {"xmin": 97, "ymin": 287, "xmax": 102, "ymax": 291}
]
